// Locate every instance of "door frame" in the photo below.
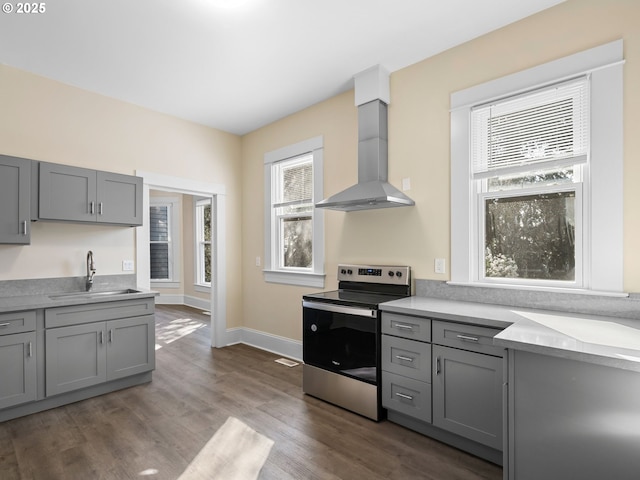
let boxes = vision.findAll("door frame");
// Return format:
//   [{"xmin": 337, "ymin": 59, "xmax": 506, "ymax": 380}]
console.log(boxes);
[{"xmin": 135, "ymin": 170, "xmax": 226, "ymax": 348}]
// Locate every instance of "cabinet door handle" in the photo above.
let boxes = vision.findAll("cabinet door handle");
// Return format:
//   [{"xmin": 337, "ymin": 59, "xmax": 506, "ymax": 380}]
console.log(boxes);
[
  {"xmin": 436, "ymin": 356, "xmax": 441, "ymax": 375},
  {"xmin": 90, "ymin": 201, "xmax": 95, "ymax": 215},
  {"xmin": 109, "ymin": 329, "xmax": 114, "ymax": 343},
  {"xmin": 395, "ymin": 392, "xmax": 414, "ymax": 401},
  {"xmin": 28, "ymin": 341, "xmax": 33, "ymax": 357},
  {"xmin": 99, "ymin": 330, "xmax": 104, "ymax": 344},
  {"xmin": 456, "ymin": 334, "xmax": 480, "ymax": 342},
  {"xmin": 98, "ymin": 202, "xmax": 103, "ymax": 215},
  {"xmin": 22, "ymin": 220, "xmax": 28, "ymax": 235},
  {"xmin": 395, "ymin": 355, "xmax": 414, "ymax": 363},
  {"xmin": 0, "ymin": 323, "xmax": 10, "ymax": 328},
  {"xmin": 394, "ymin": 323, "xmax": 414, "ymax": 331}
]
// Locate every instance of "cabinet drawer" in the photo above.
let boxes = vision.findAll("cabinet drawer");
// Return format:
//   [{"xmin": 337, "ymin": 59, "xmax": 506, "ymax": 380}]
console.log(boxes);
[
  {"xmin": 45, "ymin": 298, "xmax": 154, "ymax": 328},
  {"xmin": 382, "ymin": 335, "xmax": 431, "ymax": 383},
  {"xmin": 432, "ymin": 320, "xmax": 504, "ymax": 357},
  {"xmin": 0, "ymin": 311, "xmax": 36, "ymax": 336},
  {"xmin": 382, "ymin": 371, "xmax": 431, "ymax": 423},
  {"xmin": 382, "ymin": 312, "xmax": 431, "ymax": 342}
]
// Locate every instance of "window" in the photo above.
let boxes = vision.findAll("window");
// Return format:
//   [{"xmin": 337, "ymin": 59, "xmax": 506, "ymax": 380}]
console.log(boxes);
[
  {"xmin": 149, "ymin": 197, "xmax": 181, "ymax": 286},
  {"xmin": 473, "ymin": 78, "xmax": 587, "ymax": 287},
  {"xmin": 451, "ymin": 40, "xmax": 623, "ymax": 293},
  {"xmin": 195, "ymin": 198, "xmax": 212, "ymax": 287},
  {"xmin": 264, "ymin": 136, "xmax": 324, "ymax": 287}
]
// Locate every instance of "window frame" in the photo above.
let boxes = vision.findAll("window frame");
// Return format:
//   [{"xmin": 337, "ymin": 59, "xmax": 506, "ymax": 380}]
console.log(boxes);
[
  {"xmin": 263, "ymin": 136, "xmax": 325, "ymax": 287},
  {"xmin": 450, "ymin": 40, "xmax": 624, "ymax": 294},
  {"xmin": 149, "ymin": 197, "xmax": 182, "ymax": 288},
  {"xmin": 194, "ymin": 197, "xmax": 212, "ymax": 289}
]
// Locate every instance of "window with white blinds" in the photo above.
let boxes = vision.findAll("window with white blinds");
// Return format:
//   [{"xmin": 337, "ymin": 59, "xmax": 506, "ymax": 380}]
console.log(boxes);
[
  {"xmin": 263, "ymin": 135, "xmax": 324, "ymax": 287},
  {"xmin": 471, "ymin": 77, "xmax": 589, "ymax": 180}
]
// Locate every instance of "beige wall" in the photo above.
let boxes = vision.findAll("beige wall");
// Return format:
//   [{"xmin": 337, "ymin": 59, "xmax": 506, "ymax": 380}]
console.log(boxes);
[
  {"xmin": 0, "ymin": 65, "xmax": 243, "ymax": 327},
  {"xmin": 241, "ymin": 0, "xmax": 640, "ymax": 342}
]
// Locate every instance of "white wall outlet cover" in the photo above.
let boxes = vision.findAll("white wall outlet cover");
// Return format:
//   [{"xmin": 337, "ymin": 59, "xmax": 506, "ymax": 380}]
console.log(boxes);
[
  {"xmin": 122, "ymin": 260, "xmax": 135, "ymax": 271},
  {"xmin": 434, "ymin": 258, "xmax": 446, "ymax": 274},
  {"xmin": 402, "ymin": 177, "xmax": 411, "ymax": 191}
]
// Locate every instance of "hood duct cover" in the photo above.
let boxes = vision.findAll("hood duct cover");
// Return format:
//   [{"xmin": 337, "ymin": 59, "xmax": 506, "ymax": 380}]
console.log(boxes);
[{"xmin": 315, "ymin": 98, "xmax": 414, "ymax": 211}]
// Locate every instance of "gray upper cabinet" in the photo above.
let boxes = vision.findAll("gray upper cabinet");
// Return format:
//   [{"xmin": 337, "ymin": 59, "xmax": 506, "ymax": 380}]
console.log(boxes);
[
  {"xmin": 0, "ymin": 155, "xmax": 31, "ymax": 244},
  {"xmin": 37, "ymin": 162, "xmax": 143, "ymax": 226}
]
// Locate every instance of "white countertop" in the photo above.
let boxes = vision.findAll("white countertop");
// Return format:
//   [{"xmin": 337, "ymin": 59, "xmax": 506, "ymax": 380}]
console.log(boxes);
[{"xmin": 381, "ymin": 296, "xmax": 640, "ymax": 373}]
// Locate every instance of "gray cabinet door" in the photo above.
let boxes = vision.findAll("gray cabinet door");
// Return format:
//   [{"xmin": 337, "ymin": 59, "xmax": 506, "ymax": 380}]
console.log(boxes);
[
  {"xmin": 0, "ymin": 332, "xmax": 37, "ymax": 409},
  {"xmin": 106, "ymin": 316, "xmax": 155, "ymax": 380},
  {"xmin": 97, "ymin": 172, "xmax": 143, "ymax": 226},
  {"xmin": 38, "ymin": 162, "xmax": 97, "ymax": 222},
  {"xmin": 0, "ymin": 155, "xmax": 31, "ymax": 244},
  {"xmin": 432, "ymin": 344, "xmax": 503, "ymax": 450},
  {"xmin": 45, "ymin": 322, "xmax": 106, "ymax": 396}
]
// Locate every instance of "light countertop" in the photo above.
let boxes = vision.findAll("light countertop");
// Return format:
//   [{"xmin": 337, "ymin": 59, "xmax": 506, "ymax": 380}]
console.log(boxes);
[
  {"xmin": 381, "ymin": 296, "xmax": 640, "ymax": 373},
  {"xmin": 0, "ymin": 288, "xmax": 157, "ymax": 313}
]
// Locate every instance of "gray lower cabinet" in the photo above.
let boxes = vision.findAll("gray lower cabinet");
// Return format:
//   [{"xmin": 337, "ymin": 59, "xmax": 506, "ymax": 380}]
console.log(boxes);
[
  {"xmin": 0, "ymin": 310, "xmax": 38, "ymax": 409},
  {"xmin": 381, "ymin": 314, "xmax": 432, "ymax": 422},
  {"xmin": 432, "ymin": 344, "xmax": 503, "ymax": 450},
  {"xmin": 0, "ymin": 332, "xmax": 37, "ymax": 409},
  {"xmin": 45, "ymin": 298, "xmax": 155, "ymax": 397},
  {"xmin": 45, "ymin": 316, "xmax": 155, "ymax": 396},
  {"xmin": 381, "ymin": 312, "xmax": 505, "ymax": 464},
  {"xmin": 0, "ymin": 155, "xmax": 31, "ymax": 244},
  {"xmin": 38, "ymin": 162, "xmax": 143, "ymax": 226}
]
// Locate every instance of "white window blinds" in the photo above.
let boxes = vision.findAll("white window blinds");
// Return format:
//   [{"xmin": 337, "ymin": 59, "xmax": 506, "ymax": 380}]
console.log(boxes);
[
  {"xmin": 273, "ymin": 154, "xmax": 313, "ymax": 209},
  {"xmin": 471, "ymin": 77, "xmax": 589, "ymax": 179}
]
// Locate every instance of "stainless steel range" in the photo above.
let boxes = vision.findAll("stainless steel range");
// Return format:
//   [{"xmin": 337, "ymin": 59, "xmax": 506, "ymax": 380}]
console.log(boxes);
[{"xmin": 302, "ymin": 264, "xmax": 411, "ymax": 420}]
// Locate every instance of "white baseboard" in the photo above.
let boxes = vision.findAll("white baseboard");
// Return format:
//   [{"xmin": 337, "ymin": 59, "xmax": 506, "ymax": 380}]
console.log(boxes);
[{"xmin": 224, "ymin": 327, "xmax": 302, "ymax": 362}]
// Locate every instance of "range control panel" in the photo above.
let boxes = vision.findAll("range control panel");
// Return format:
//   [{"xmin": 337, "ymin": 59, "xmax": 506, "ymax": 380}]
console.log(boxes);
[{"xmin": 337, "ymin": 264, "xmax": 411, "ymax": 286}]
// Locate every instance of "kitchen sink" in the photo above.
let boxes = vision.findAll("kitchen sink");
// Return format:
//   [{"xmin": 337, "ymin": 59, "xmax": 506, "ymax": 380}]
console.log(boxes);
[{"xmin": 48, "ymin": 289, "xmax": 141, "ymax": 300}]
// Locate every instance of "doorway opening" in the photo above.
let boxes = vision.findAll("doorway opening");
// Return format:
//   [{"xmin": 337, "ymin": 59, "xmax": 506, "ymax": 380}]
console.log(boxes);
[{"xmin": 135, "ymin": 171, "xmax": 227, "ymax": 348}]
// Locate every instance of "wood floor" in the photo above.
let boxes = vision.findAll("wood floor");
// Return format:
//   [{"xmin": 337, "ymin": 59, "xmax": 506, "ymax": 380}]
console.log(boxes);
[{"xmin": 0, "ymin": 305, "xmax": 503, "ymax": 479}]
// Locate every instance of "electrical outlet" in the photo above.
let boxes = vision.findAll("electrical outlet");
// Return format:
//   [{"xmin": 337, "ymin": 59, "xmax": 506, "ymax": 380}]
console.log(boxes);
[
  {"xmin": 434, "ymin": 258, "xmax": 446, "ymax": 274},
  {"xmin": 122, "ymin": 260, "xmax": 134, "ymax": 271},
  {"xmin": 402, "ymin": 177, "xmax": 411, "ymax": 191},
  {"xmin": 255, "ymin": 256, "xmax": 261, "ymax": 267}
]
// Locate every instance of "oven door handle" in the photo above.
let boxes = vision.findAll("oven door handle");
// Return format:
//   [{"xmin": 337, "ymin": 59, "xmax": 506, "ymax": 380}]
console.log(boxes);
[{"xmin": 302, "ymin": 301, "xmax": 377, "ymax": 318}]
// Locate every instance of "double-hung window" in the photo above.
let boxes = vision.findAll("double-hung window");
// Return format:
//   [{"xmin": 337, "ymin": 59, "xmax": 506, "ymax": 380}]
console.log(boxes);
[
  {"xmin": 195, "ymin": 198, "xmax": 212, "ymax": 287},
  {"xmin": 149, "ymin": 203, "xmax": 173, "ymax": 281},
  {"xmin": 472, "ymin": 78, "xmax": 588, "ymax": 287},
  {"xmin": 264, "ymin": 136, "xmax": 324, "ymax": 287},
  {"xmin": 451, "ymin": 40, "xmax": 624, "ymax": 293}
]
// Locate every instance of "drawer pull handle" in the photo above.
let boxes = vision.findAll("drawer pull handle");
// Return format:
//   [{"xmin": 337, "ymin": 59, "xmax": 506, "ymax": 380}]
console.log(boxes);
[
  {"xmin": 395, "ymin": 355, "xmax": 414, "ymax": 363},
  {"xmin": 456, "ymin": 334, "xmax": 480, "ymax": 342},
  {"xmin": 394, "ymin": 323, "xmax": 414, "ymax": 331},
  {"xmin": 0, "ymin": 323, "xmax": 11, "ymax": 328},
  {"xmin": 395, "ymin": 392, "xmax": 414, "ymax": 401}
]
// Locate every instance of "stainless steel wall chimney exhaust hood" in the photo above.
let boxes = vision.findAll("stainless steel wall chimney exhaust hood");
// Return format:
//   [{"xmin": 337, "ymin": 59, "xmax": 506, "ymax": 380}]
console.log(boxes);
[{"xmin": 315, "ymin": 66, "xmax": 414, "ymax": 212}]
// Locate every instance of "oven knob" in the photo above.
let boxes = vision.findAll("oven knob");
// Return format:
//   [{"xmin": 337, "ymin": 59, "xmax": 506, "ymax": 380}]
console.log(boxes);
[
  {"xmin": 396, "ymin": 271, "xmax": 403, "ymax": 278},
  {"xmin": 347, "ymin": 269, "xmax": 353, "ymax": 275},
  {"xmin": 310, "ymin": 324, "xmax": 318, "ymax": 332},
  {"xmin": 388, "ymin": 271, "xmax": 394, "ymax": 277},
  {"xmin": 340, "ymin": 269, "xmax": 346, "ymax": 275}
]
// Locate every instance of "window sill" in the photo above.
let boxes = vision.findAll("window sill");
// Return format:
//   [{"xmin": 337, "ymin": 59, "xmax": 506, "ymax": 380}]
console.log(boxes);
[
  {"xmin": 151, "ymin": 281, "xmax": 180, "ymax": 289},
  {"xmin": 446, "ymin": 281, "xmax": 629, "ymax": 298},
  {"xmin": 193, "ymin": 284, "xmax": 211, "ymax": 293},
  {"xmin": 263, "ymin": 269, "xmax": 325, "ymax": 288}
]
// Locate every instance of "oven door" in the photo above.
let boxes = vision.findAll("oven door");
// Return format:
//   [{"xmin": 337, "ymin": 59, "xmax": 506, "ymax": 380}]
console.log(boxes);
[{"xmin": 302, "ymin": 300, "xmax": 379, "ymax": 385}]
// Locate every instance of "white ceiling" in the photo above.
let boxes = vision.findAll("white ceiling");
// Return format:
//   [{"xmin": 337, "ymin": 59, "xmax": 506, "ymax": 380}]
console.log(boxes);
[{"xmin": 0, "ymin": 0, "xmax": 564, "ymax": 135}]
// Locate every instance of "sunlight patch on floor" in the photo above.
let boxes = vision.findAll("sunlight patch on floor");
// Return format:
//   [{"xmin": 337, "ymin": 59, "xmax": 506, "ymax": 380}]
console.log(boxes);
[{"xmin": 155, "ymin": 317, "xmax": 206, "ymax": 350}]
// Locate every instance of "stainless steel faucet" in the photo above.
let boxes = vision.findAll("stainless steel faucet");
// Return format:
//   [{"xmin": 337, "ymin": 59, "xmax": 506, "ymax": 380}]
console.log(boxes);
[{"xmin": 86, "ymin": 250, "xmax": 96, "ymax": 291}]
